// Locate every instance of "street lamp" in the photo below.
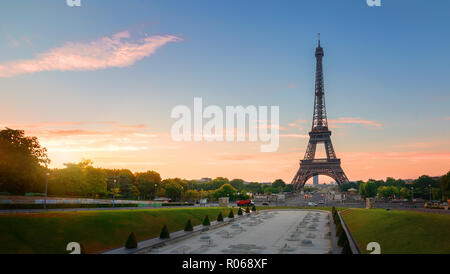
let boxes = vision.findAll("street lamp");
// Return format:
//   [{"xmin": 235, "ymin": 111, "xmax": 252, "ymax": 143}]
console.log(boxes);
[
  {"xmin": 112, "ymin": 179, "xmax": 117, "ymax": 208},
  {"xmin": 44, "ymin": 172, "xmax": 49, "ymax": 209},
  {"xmin": 411, "ymin": 187, "xmax": 414, "ymax": 201},
  {"xmin": 154, "ymin": 183, "xmax": 158, "ymax": 200}
]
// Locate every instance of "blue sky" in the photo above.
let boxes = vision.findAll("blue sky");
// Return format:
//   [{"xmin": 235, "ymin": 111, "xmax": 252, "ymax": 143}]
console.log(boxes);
[{"xmin": 1, "ymin": 0, "xmax": 449, "ymax": 182}]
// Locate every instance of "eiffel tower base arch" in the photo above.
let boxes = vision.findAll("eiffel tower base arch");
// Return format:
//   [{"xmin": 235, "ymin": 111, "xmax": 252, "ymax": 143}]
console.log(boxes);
[{"xmin": 291, "ymin": 159, "xmax": 349, "ymax": 192}]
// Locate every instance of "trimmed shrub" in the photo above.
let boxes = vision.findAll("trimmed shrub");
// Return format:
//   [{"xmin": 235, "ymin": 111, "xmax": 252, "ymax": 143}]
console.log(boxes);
[
  {"xmin": 252, "ymin": 205, "xmax": 256, "ymax": 212},
  {"xmin": 125, "ymin": 232, "xmax": 138, "ymax": 249},
  {"xmin": 341, "ymin": 240, "xmax": 352, "ymax": 254},
  {"xmin": 245, "ymin": 206, "xmax": 250, "ymax": 213},
  {"xmin": 228, "ymin": 210, "xmax": 234, "ymax": 218},
  {"xmin": 237, "ymin": 207, "xmax": 243, "ymax": 215},
  {"xmin": 160, "ymin": 224, "xmax": 170, "ymax": 239},
  {"xmin": 336, "ymin": 222, "xmax": 343, "ymax": 237},
  {"xmin": 184, "ymin": 219, "xmax": 193, "ymax": 231},
  {"xmin": 203, "ymin": 215, "xmax": 211, "ymax": 226},
  {"xmin": 338, "ymin": 228, "xmax": 348, "ymax": 247},
  {"xmin": 79, "ymin": 243, "xmax": 86, "ymax": 254},
  {"xmin": 217, "ymin": 212, "xmax": 224, "ymax": 222}
]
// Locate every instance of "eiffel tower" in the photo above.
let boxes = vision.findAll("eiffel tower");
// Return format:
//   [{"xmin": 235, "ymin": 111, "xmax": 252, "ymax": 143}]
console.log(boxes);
[{"xmin": 291, "ymin": 36, "xmax": 349, "ymax": 191}]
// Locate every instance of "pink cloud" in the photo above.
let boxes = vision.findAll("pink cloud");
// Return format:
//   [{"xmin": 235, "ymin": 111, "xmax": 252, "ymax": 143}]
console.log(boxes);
[
  {"xmin": 328, "ymin": 117, "xmax": 382, "ymax": 128},
  {"xmin": 0, "ymin": 31, "xmax": 182, "ymax": 77},
  {"xmin": 280, "ymin": 134, "xmax": 309, "ymax": 139}
]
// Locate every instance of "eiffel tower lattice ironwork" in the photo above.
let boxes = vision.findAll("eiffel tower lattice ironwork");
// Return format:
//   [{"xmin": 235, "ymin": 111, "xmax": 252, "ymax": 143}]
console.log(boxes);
[{"xmin": 291, "ymin": 36, "xmax": 349, "ymax": 191}]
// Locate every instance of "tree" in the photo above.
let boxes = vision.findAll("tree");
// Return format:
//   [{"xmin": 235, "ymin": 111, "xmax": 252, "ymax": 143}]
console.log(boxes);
[
  {"xmin": 105, "ymin": 169, "xmax": 136, "ymax": 199},
  {"xmin": 264, "ymin": 186, "xmax": 277, "ymax": 194},
  {"xmin": 159, "ymin": 178, "xmax": 185, "ymax": 201},
  {"xmin": 184, "ymin": 189, "xmax": 200, "ymax": 202},
  {"xmin": 184, "ymin": 219, "xmax": 193, "ymax": 231},
  {"xmin": 48, "ymin": 160, "xmax": 106, "ymax": 198},
  {"xmin": 364, "ymin": 181, "xmax": 378, "ymax": 198},
  {"xmin": 214, "ymin": 183, "xmax": 237, "ymax": 200},
  {"xmin": 230, "ymin": 179, "xmax": 245, "ymax": 190},
  {"xmin": 160, "ymin": 225, "xmax": 170, "ymax": 239},
  {"xmin": 85, "ymin": 166, "xmax": 107, "ymax": 198},
  {"xmin": 202, "ymin": 215, "xmax": 211, "ymax": 226},
  {"xmin": 136, "ymin": 171, "xmax": 161, "ymax": 199},
  {"xmin": 228, "ymin": 210, "xmax": 234, "ymax": 218},
  {"xmin": 237, "ymin": 208, "xmax": 243, "ymax": 215},
  {"xmin": 0, "ymin": 128, "xmax": 50, "ymax": 194},
  {"xmin": 217, "ymin": 212, "xmax": 224, "ymax": 222},
  {"xmin": 125, "ymin": 232, "xmax": 138, "ymax": 249},
  {"xmin": 440, "ymin": 171, "xmax": 450, "ymax": 200},
  {"xmin": 378, "ymin": 186, "xmax": 399, "ymax": 199},
  {"xmin": 272, "ymin": 179, "xmax": 286, "ymax": 190},
  {"xmin": 398, "ymin": 187, "xmax": 410, "ymax": 199},
  {"xmin": 252, "ymin": 205, "xmax": 256, "ymax": 211},
  {"xmin": 235, "ymin": 190, "xmax": 251, "ymax": 200},
  {"xmin": 358, "ymin": 182, "xmax": 366, "ymax": 198},
  {"xmin": 283, "ymin": 184, "xmax": 294, "ymax": 193}
]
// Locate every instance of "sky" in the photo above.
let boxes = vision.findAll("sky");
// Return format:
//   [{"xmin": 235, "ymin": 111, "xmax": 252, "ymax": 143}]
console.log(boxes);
[{"xmin": 1, "ymin": 0, "xmax": 449, "ymax": 183}]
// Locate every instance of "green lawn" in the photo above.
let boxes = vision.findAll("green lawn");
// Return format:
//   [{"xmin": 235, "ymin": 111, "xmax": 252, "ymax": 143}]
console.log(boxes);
[
  {"xmin": 0, "ymin": 207, "xmax": 237, "ymax": 254},
  {"xmin": 342, "ymin": 209, "xmax": 450, "ymax": 254}
]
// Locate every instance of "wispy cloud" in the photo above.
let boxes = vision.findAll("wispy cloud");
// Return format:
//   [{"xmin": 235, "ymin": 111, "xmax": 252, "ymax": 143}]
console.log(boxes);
[
  {"xmin": 328, "ymin": 117, "xmax": 383, "ymax": 128},
  {"xmin": 0, "ymin": 31, "xmax": 182, "ymax": 77},
  {"xmin": 280, "ymin": 134, "xmax": 309, "ymax": 139}
]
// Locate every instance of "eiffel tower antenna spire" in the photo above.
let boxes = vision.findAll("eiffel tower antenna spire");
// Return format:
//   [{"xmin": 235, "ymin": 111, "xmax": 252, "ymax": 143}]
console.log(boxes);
[
  {"xmin": 291, "ymin": 38, "xmax": 349, "ymax": 191},
  {"xmin": 318, "ymin": 33, "xmax": 320, "ymax": 46}
]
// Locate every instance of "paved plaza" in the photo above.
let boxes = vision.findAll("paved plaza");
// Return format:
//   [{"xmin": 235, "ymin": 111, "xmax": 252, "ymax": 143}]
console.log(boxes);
[{"xmin": 148, "ymin": 210, "xmax": 333, "ymax": 254}]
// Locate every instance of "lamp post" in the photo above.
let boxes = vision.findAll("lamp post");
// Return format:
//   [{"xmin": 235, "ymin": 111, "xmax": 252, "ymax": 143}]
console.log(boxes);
[
  {"xmin": 112, "ymin": 179, "xmax": 117, "ymax": 208},
  {"xmin": 411, "ymin": 187, "xmax": 414, "ymax": 202},
  {"xmin": 154, "ymin": 183, "xmax": 158, "ymax": 200},
  {"xmin": 44, "ymin": 172, "xmax": 49, "ymax": 209}
]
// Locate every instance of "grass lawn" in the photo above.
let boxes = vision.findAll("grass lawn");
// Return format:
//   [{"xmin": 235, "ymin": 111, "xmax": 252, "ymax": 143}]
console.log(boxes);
[
  {"xmin": 0, "ymin": 207, "xmax": 238, "ymax": 254},
  {"xmin": 342, "ymin": 209, "xmax": 450, "ymax": 254}
]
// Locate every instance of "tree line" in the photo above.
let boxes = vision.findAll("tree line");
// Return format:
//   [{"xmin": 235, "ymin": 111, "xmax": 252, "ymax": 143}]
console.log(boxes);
[
  {"xmin": 0, "ymin": 128, "xmax": 290, "ymax": 202},
  {"xmin": 340, "ymin": 175, "xmax": 450, "ymax": 201}
]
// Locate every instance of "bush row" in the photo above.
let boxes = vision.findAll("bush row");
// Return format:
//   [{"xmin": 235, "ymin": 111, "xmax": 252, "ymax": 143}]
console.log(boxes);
[
  {"xmin": 332, "ymin": 206, "xmax": 352, "ymax": 254},
  {"xmin": 125, "ymin": 206, "xmax": 257, "ymax": 249}
]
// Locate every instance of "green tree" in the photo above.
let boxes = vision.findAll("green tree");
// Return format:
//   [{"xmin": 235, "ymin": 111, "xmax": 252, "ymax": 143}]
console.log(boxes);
[
  {"xmin": 358, "ymin": 182, "xmax": 366, "ymax": 198},
  {"xmin": 48, "ymin": 160, "xmax": 106, "ymax": 198},
  {"xmin": 160, "ymin": 225, "xmax": 170, "ymax": 239},
  {"xmin": 230, "ymin": 179, "xmax": 245, "ymax": 190},
  {"xmin": 214, "ymin": 183, "xmax": 237, "ymax": 200},
  {"xmin": 272, "ymin": 179, "xmax": 286, "ymax": 191},
  {"xmin": 184, "ymin": 219, "xmax": 193, "ymax": 231},
  {"xmin": 159, "ymin": 178, "xmax": 185, "ymax": 201},
  {"xmin": 440, "ymin": 171, "xmax": 450, "ymax": 200},
  {"xmin": 125, "ymin": 232, "xmax": 138, "ymax": 249},
  {"xmin": 0, "ymin": 128, "xmax": 50, "ymax": 194},
  {"xmin": 202, "ymin": 215, "xmax": 211, "ymax": 226},
  {"xmin": 217, "ymin": 212, "xmax": 224, "ymax": 222},
  {"xmin": 85, "ymin": 166, "xmax": 107, "ymax": 198},
  {"xmin": 136, "ymin": 171, "xmax": 161, "ymax": 200},
  {"xmin": 364, "ymin": 181, "xmax": 378, "ymax": 198}
]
